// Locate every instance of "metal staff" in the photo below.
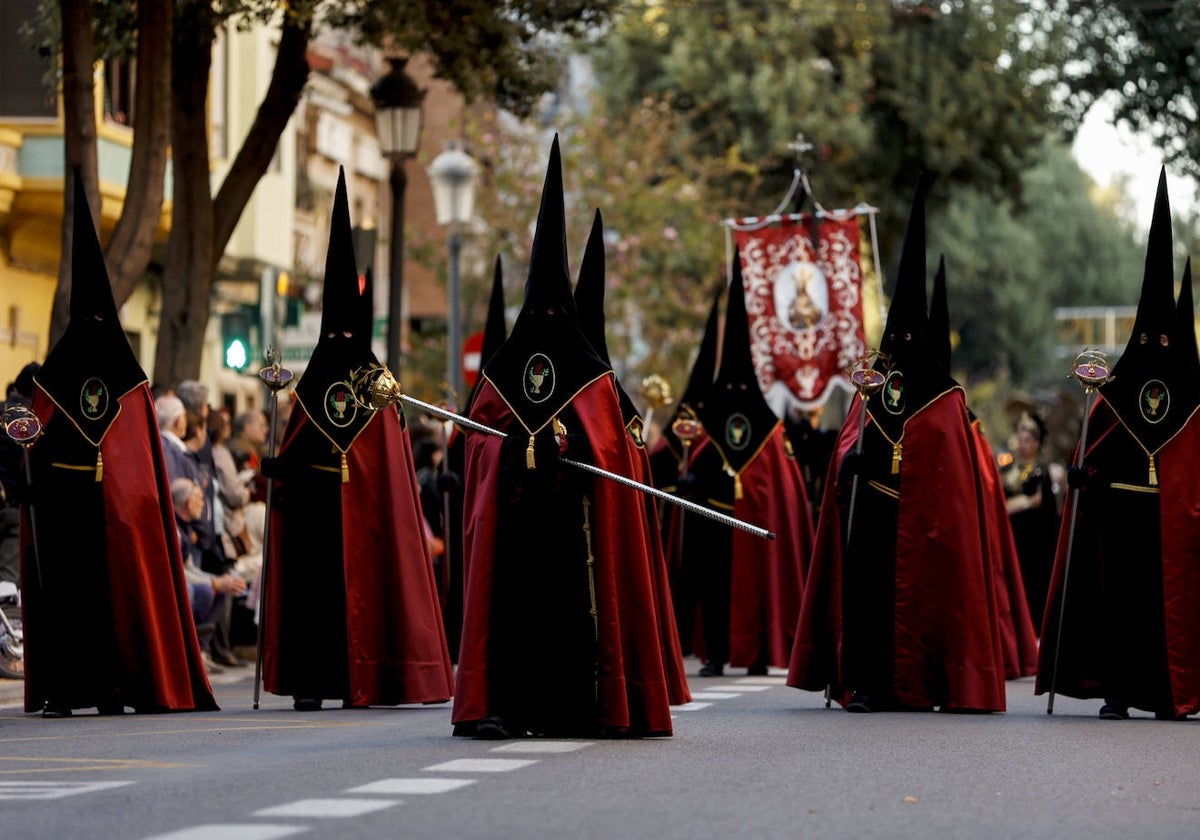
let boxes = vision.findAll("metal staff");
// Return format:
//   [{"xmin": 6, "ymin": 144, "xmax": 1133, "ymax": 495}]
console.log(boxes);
[
  {"xmin": 437, "ymin": 384, "xmax": 457, "ymax": 608},
  {"xmin": 1047, "ymin": 350, "xmax": 1111, "ymax": 715},
  {"xmin": 253, "ymin": 351, "xmax": 295, "ymax": 710},
  {"xmin": 3, "ymin": 404, "xmax": 44, "ymax": 587},
  {"xmin": 826, "ymin": 351, "xmax": 887, "ymax": 708},
  {"xmin": 350, "ymin": 364, "xmax": 775, "ymax": 540}
]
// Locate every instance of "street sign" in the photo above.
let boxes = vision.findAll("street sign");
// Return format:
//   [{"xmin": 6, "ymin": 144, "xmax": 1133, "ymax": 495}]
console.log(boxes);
[{"xmin": 462, "ymin": 330, "xmax": 484, "ymax": 389}]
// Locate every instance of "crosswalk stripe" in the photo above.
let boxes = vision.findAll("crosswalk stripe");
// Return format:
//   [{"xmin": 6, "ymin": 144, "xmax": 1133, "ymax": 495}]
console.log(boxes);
[
  {"xmin": 423, "ymin": 758, "xmax": 537, "ymax": 773},
  {"xmin": 253, "ymin": 798, "xmax": 398, "ymax": 818},
  {"xmin": 140, "ymin": 825, "xmax": 308, "ymax": 840},
  {"xmin": 672, "ymin": 702, "xmax": 713, "ymax": 711},
  {"xmin": 688, "ymin": 692, "xmax": 743, "ymax": 700},
  {"xmin": 490, "ymin": 741, "xmax": 594, "ymax": 753},
  {"xmin": 0, "ymin": 780, "xmax": 133, "ymax": 800},
  {"xmin": 345, "ymin": 778, "xmax": 475, "ymax": 795}
]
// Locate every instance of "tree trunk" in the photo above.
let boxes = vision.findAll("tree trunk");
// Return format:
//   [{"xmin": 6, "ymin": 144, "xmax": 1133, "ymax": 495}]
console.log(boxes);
[
  {"xmin": 107, "ymin": 0, "xmax": 172, "ymax": 308},
  {"xmin": 50, "ymin": 0, "xmax": 100, "ymax": 348},
  {"xmin": 154, "ymin": 3, "xmax": 215, "ymax": 389},
  {"xmin": 154, "ymin": 8, "xmax": 313, "ymax": 384},
  {"xmin": 211, "ymin": 17, "xmax": 313, "ymax": 263}
]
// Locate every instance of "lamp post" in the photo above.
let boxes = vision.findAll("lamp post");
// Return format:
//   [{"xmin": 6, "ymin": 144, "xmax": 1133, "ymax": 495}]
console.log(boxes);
[
  {"xmin": 428, "ymin": 143, "xmax": 480, "ymax": 404},
  {"xmin": 370, "ymin": 56, "xmax": 425, "ymax": 376}
]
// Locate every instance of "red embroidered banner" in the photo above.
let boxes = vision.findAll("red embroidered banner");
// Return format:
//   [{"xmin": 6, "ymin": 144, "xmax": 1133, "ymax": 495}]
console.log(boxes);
[{"xmin": 732, "ymin": 214, "xmax": 866, "ymax": 414}]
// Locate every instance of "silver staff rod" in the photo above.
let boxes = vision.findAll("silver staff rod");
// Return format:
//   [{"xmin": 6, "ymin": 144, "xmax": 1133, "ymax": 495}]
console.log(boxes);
[
  {"xmin": 374, "ymin": 379, "xmax": 775, "ymax": 541},
  {"xmin": 1047, "ymin": 351, "xmax": 1111, "ymax": 715}
]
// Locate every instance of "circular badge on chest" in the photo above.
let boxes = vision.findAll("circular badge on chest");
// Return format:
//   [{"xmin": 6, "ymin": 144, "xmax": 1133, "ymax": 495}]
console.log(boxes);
[
  {"xmin": 524, "ymin": 354, "xmax": 555, "ymax": 404},
  {"xmin": 726, "ymin": 413, "xmax": 751, "ymax": 451},
  {"xmin": 628, "ymin": 416, "xmax": 645, "ymax": 449},
  {"xmin": 80, "ymin": 377, "xmax": 109, "ymax": 421},
  {"xmin": 1140, "ymin": 379, "xmax": 1169, "ymax": 424},
  {"xmin": 324, "ymin": 381, "xmax": 358, "ymax": 428},
  {"xmin": 882, "ymin": 370, "xmax": 905, "ymax": 416}
]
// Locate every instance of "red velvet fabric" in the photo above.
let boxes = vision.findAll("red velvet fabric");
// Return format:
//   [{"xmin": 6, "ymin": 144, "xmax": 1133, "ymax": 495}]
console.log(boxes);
[
  {"xmin": 22, "ymin": 383, "xmax": 216, "ymax": 713},
  {"xmin": 453, "ymin": 376, "xmax": 676, "ymax": 734},
  {"xmin": 788, "ymin": 391, "xmax": 1007, "ymax": 711}
]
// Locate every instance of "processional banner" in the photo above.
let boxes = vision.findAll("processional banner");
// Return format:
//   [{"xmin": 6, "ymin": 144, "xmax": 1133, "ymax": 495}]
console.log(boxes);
[{"xmin": 731, "ymin": 213, "xmax": 867, "ymax": 414}]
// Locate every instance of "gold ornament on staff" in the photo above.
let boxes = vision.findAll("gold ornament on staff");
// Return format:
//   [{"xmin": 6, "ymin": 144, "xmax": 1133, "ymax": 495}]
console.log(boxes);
[
  {"xmin": 3, "ymin": 403, "xmax": 45, "ymax": 586},
  {"xmin": 1047, "ymin": 348, "xmax": 1111, "ymax": 716},
  {"xmin": 640, "ymin": 373, "xmax": 674, "ymax": 436}
]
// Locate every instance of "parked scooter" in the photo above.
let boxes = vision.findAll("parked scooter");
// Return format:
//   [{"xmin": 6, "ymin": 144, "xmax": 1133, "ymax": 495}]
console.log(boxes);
[{"xmin": 0, "ymin": 580, "xmax": 21, "ymax": 679}]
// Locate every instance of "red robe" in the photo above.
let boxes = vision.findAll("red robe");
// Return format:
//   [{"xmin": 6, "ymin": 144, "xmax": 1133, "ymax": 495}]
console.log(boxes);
[
  {"xmin": 21, "ymin": 383, "xmax": 216, "ymax": 713},
  {"xmin": 626, "ymin": 423, "xmax": 691, "ymax": 706},
  {"xmin": 788, "ymin": 390, "xmax": 1007, "ymax": 711},
  {"xmin": 264, "ymin": 403, "xmax": 454, "ymax": 706},
  {"xmin": 971, "ymin": 423, "xmax": 1039, "ymax": 679},
  {"xmin": 453, "ymin": 375, "xmax": 675, "ymax": 735},
  {"xmin": 1036, "ymin": 398, "xmax": 1200, "ymax": 717},
  {"xmin": 727, "ymin": 427, "xmax": 813, "ymax": 668}
]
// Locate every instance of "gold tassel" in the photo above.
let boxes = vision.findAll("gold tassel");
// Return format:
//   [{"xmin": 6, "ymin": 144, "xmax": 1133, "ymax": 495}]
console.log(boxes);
[
  {"xmin": 340, "ymin": 452, "xmax": 349, "ymax": 483},
  {"xmin": 891, "ymin": 442, "xmax": 902, "ymax": 475},
  {"xmin": 95, "ymin": 450, "xmax": 103, "ymax": 482},
  {"xmin": 1149, "ymin": 453, "xmax": 1158, "ymax": 487},
  {"xmin": 734, "ymin": 473, "xmax": 743, "ymax": 500},
  {"xmin": 526, "ymin": 435, "xmax": 537, "ymax": 469}
]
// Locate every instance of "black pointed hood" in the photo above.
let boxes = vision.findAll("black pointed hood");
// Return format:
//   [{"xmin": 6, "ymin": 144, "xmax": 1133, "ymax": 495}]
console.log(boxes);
[
  {"xmin": 1100, "ymin": 167, "xmax": 1200, "ymax": 453},
  {"xmin": 1175, "ymin": 257, "xmax": 1198, "ymax": 371},
  {"xmin": 867, "ymin": 175, "xmax": 957, "ymax": 439},
  {"xmin": 36, "ymin": 168, "xmax": 146, "ymax": 443},
  {"xmin": 694, "ymin": 253, "xmax": 781, "ymax": 475},
  {"xmin": 573, "ymin": 208, "xmax": 644, "ymax": 439},
  {"xmin": 318, "ymin": 167, "xmax": 361, "ymax": 338},
  {"xmin": 294, "ymin": 168, "xmax": 379, "ymax": 452},
  {"xmin": 481, "ymin": 134, "xmax": 609, "ymax": 434},
  {"xmin": 463, "ymin": 256, "xmax": 510, "ymax": 416},
  {"xmin": 575, "ymin": 209, "xmax": 611, "ymax": 363},
  {"xmin": 658, "ymin": 286, "xmax": 722, "ymax": 459},
  {"xmin": 929, "ymin": 254, "xmax": 951, "ymax": 373}
]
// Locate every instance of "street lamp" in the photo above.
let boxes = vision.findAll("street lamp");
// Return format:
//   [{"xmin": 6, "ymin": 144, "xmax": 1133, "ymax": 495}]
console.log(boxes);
[
  {"xmin": 428, "ymin": 143, "xmax": 480, "ymax": 404},
  {"xmin": 370, "ymin": 56, "xmax": 425, "ymax": 375}
]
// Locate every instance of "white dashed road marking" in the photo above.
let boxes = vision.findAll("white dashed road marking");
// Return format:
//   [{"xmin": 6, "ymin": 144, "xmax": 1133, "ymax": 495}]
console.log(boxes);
[
  {"xmin": 716, "ymin": 684, "xmax": 773, "ymax": 691},
  {"xmin": 423, "ymin": 758, "xmax": 538, "ymax": 773},
  {"xmin": 253, "ymin": 798, "xmax": 398, "ymax": 818},
  {"xmin": 346, "ymin": 778, "xmax": 475, "ymax": 795},
  {"xmin": 0, "ymin": 780, "xmax": 134, "ymax": 800},
  {"xmin": 735, "ymin": 677, "xmax": 788, "ymax": 685},
  {"xmin": 141, "ymin": 825, "xmax": 308, "ymax": 840},
  {"xmin": 490, "ymin": 740, "xmax": 595, "ymax": 753},
  {"xmin": 672, "ymin": 702, "xmax": 713, "ymax": 711},
  {"xmin": 688, "ymin": 692, "xmax": 744, "ymax": 700}
]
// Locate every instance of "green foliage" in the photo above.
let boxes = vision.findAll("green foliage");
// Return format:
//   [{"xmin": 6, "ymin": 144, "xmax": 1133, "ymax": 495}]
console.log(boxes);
[
  {"xmin": 1056, "ymin": 0, "xmax": 1200, "ymax": 182},
  {"xmin": 593, "ymin": 0, "xmax": 1068, "ymax": 260},
  {"xmin": 928, "ymin": 142, "xmax": 1144, "ymax": 384}
]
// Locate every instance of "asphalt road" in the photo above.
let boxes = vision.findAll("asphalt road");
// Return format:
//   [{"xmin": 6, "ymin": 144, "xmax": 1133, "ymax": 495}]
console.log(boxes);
[{"xmin": 1, "ymin": 663, "xmax": 1198, "ymax": 840}]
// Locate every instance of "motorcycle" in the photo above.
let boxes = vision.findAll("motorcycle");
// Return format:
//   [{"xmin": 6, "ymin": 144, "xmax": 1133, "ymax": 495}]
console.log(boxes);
[{"xmin": 0, "ymin": 580, "xmax": 22, "ymax": 680}]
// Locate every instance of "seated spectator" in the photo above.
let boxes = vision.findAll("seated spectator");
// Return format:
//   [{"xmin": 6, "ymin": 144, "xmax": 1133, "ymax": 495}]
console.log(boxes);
[
  {"xmin": 229, "ymin": 410, "xmax": 269, "ymax": 502},
  {"xmin": 210, "ymin": 408, "xmax": 254, "ymax": 559},
  {"xmin": 170, "ymin": 477, "xmax": 248, "ymax": 671}
]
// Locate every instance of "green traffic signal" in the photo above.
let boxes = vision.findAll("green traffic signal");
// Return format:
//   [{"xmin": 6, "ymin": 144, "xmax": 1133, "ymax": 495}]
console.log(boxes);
[{"xmin": 220, "ymin": 310, "xmax": 254, "ymax": 371}]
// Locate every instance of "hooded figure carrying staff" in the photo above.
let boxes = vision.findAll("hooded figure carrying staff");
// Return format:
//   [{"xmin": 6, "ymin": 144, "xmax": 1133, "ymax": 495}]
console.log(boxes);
[
  {"xmin": 452, "ymin": 137, "xmax": 676, "ymax": 740},
  {"xmin": 22, "ymin": 173, "xmax": 216, "ymax": 717},
  {"xmin": 261, "ymin": 169, "xmax": 453, "ymax": 711},
  {"xmin": 787, "ymin": 176, "xmax": 1007, "ymax": 713},
  {"xmin": 1036, "ymin": 170, "xmax": 1200, "ymax": 721}
]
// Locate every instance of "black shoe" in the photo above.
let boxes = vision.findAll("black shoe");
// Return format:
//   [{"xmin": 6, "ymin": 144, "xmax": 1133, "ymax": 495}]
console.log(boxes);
[
  {"xmin": 746, "ymin": 664, "xmax": 768, "ymax": 677},
  {"xmin": 1098, "ymin": 703, "xmax": 1129, "ymax": 720},
  {"xmin": 97, "ymin": 704, "xmax": 125, "ymax": 716},
  {"xmin": 452, "ymin": 721, "xmax": 478, "ymax": 738},
  {"xmin": 846, "ymin": 693, "xmax": 874, "ymax": 713},
  {"xmin": 293, "ymin": 697, "xmax": 323, "ymax": 712},
  {"xmin": 698, "ymin": 662, "xmax": 724, "ymax": 677},
  {"xmin": 475, "ymin": 716, "xmax": 517, "ymax": 740},
  {"xmin": 42, "ymin": 702, "xmax": 72, "ymax": 719},
  {"xmin": 211, "ymin": 650, "xmax": 248, "ymax": 668}
]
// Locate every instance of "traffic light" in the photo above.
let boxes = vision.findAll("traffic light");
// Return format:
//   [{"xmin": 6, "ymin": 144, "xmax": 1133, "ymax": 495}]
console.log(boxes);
[{"xmin": 221, "ymin": 309, "xmax": 253, "ymax": 371}]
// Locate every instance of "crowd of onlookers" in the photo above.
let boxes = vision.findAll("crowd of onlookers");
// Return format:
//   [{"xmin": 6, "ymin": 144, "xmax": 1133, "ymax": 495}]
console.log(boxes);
[{"xmin": 153, "ymin": 380, "xmax": 271, "ymax": 675}]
